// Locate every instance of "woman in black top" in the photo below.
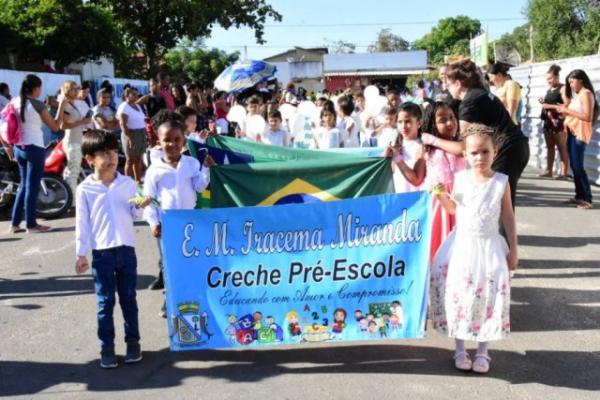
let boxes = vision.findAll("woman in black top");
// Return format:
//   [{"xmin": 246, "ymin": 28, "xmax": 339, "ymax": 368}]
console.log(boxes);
[
  {"xmin": 421, "ymin": 59, "xmax": 530, "ymax": 208},
  {"xmin": 538, "ymin": 64, "xmax": 569, "ymax": 179}
]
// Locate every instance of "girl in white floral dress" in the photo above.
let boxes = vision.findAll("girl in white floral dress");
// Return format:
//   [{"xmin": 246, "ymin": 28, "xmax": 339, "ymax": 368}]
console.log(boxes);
[{"xmin": 430, "ymin": 123, "xmax": 518, "ymax": 374}]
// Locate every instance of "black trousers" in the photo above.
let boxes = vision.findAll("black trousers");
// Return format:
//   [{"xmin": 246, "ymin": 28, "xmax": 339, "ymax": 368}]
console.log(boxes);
[{"xmin": 492, "ymin": 137, "xmax": 530, "ymax": 209}]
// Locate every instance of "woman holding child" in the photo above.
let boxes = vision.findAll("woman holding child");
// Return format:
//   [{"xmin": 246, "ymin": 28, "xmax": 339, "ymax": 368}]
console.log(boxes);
[{"xmin": 422, "ymin": 59, "xmax": 530, "ymax": 208}]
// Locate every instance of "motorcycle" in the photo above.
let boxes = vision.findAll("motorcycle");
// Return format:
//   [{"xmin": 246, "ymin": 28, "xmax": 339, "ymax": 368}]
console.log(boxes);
[{"xmin": 0, "ymin": 142, "xmax": 73, "ymax": 219}]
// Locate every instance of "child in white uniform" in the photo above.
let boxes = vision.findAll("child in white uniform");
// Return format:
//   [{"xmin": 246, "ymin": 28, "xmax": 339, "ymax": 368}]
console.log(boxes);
[
  {"xmin": 142, "ymin": 118, "xmax": 215, "ymax": 315},
  {"xmin": 337, "ymin": 96, "xmax": 360, "ymax": 147},
  {"xmin": 385, "ymin": 103, "xmax": 426, "ymax": 193},
  {"xmin": 264, "ymin": 110, "xmax": 290, "ymax": 146},
  {"xmin": 311, "ymin": 100, "xmax": 341, "ymax": 149},
  {"xmin": 75, "ymin": 130, "xmax": 144, "ymax": 368}
]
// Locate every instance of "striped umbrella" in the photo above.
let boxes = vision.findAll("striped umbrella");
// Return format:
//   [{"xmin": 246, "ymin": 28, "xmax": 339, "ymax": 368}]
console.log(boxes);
[{"xmin": 214, "ymin": 60, "xmax": 277, "ymax": 93}]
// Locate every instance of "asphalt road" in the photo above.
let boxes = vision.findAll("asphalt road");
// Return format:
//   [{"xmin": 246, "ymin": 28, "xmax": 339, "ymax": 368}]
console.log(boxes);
[{"xmin": 1, "ymin": 170, "xmax": 599, "ymax": 400}]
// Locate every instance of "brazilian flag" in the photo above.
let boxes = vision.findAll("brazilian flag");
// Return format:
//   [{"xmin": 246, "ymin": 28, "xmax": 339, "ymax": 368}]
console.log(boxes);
[{"xmin": 189, "ymin": 136, "xmax": 394, "ymax": 208}]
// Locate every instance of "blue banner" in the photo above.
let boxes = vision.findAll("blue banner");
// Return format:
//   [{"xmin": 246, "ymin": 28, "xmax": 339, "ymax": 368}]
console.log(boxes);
[{"xmin": 162, "ymin": 192, "xmax": 431, "ymax": 350}]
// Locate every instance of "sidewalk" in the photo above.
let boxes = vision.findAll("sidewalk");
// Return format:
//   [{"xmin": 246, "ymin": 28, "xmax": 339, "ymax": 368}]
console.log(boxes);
[{"xmin": 0, "ymin": 169, "xmax": 599, "ymax": 399}]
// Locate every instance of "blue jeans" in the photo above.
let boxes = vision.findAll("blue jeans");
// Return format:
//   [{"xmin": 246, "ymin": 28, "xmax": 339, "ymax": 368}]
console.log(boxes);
[
  {"xmin": 91, "ymin": 246, "xmax": 140, "ymax": 350},
  {"xmin": 567, "ymin": 134, "xmax": 592, "ymax": 203},
  {"xmin": 11, "ymin": 145, "xmax": 45, "ymax": 228}
]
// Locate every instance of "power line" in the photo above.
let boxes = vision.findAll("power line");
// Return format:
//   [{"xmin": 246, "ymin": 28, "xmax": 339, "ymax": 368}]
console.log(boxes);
[
  {"xmin": 263, "ymin": 17, "xmax": 526, "ymax": 28},
  {"xmin": 213, "ymin": 45, "xmax": 373, "ymax": 49}
]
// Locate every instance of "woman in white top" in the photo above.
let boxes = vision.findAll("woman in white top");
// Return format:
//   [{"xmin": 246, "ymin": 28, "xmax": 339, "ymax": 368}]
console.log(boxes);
[
  {"xmin": 60, "ymin": 80, "xmax": 92, "ymax": 198},
  {"xmin": 117, "ymin": 87, "xmax": 148, "ymax": 183},
  {"xmin": 4, "ymin": 74, "xmax": 67, "ymax": 233}
]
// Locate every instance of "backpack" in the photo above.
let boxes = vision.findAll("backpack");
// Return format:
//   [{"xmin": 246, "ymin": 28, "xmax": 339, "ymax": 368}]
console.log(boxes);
[{"xmin": 0, "ymin": 100, "xmax": 23, "ymax": 145}]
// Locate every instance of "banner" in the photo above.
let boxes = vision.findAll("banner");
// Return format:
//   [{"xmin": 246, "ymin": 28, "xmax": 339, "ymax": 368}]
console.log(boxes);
[
  {"xmin": 162, "ymin": 192, "xmax": 431, "ymax": 351},
  {"xmin": 470, "ymin": 32, "xmax": 489, "ymax": 67}
]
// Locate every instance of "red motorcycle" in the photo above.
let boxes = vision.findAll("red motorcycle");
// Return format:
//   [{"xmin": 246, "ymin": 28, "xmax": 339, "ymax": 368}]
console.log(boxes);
[{"xmin": 0, "ymin": 141, "xmax": 73, "ymax": 219}]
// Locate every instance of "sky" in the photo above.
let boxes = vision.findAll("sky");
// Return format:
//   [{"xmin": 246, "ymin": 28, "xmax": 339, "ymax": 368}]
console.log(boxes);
[{"xmin": 203, "ymin": 0, "xmax": 529, "ymax": 60}]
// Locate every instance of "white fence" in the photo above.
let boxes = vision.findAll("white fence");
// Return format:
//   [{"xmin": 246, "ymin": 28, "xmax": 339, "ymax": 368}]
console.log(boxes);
[{"xmin": 510, "ymin": 55, "xmax": 600, "ymax": 184}]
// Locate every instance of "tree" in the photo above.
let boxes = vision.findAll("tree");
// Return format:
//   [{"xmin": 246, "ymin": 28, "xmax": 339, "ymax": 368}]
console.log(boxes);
[
  {"xmin": 163, "ymin": 38, "xmax": 240, "ymax": 87},
  {"xmin": 0, "ymin": 0, "xmax": 123, "ymax": 69},
  {"xmin": 526, "ymin": 0, "xmax": 600, "ymax": 61},
  {"xmin": 367, "ymin": 29, "xmax": 409, "ymax": 53},
  {"xmin": 324, "ymin": 39, "xmax": 356, "ymax": 54},
  {"xmin": 413, "ymin": 16, "xmax": 481, "ymax": 65},
  {"xmin": 93, "ymin": 0, "xmax": 282, "ymax": 77}
]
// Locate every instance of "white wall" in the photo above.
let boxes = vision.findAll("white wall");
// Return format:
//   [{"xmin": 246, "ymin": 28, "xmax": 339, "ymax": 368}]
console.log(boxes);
[
  {"xmin": 272, "ymin": 61, "xmax": 322, "ymax": 86},
  {"xmin": 511, "ymin": 55, "xmax": 600, "ymax": 184},
  {"xmin": 0, "ymin": 69, "xmax": 81, "ymax": 100},
  {"xmin": 67, "ymin": 57, "xmax": 115, "ymax": 81}
]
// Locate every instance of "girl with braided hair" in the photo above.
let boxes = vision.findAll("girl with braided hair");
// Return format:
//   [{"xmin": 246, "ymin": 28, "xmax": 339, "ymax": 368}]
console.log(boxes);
[{"xmin": 429, "ymin": 124, "xmax": 518, "ymax": 374}]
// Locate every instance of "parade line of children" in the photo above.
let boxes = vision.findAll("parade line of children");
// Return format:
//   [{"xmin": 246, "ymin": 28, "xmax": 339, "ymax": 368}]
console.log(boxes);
[{"xmin": 74, "ymin": 91, "xmax": 518, "ymax": 375}]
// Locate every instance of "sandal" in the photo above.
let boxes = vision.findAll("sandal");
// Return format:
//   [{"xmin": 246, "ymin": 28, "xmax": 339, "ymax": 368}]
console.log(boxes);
[
  {"xmin": 565, "ymin": 197, "xmax": 583, "ymax": 205},
  {"xmin": 453, "ymin": 352, "xmax": 472, "ymax": 371},
  {"xmin": 537, "ymin": 171, "xmax": 552, "ymax": 178},
  {"xmin": 27, "ymin": 225, "xmax": 52, "ymax": 234},
  {"xmin": 554, "ymin": 175, "xmax": 569, "ymax": 181},
  {"xmin": 577, "ymin": 201, "xmax": 593, "ymax": 210},
  {"xmin": 8, "ymin": 225, "xmax": 25, "ymax": 234},
  {"xmin": 472, "ymin": 353, "xmax": 491, "ymax": 374}
]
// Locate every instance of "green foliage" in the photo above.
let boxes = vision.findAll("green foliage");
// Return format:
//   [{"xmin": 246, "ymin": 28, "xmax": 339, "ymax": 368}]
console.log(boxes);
[
  {"xmin": 0, "ymin": 0, "xmax": 123, "ymax": 68},
  {"xmin": 164, "ymin": 38, "xmax": 240, "ymax": 86},
  {"xmin": 93, "ymin": 0, "xmax": 282, "ymax": 77},
  {"xmin": 526, "ymin": 0, "xmax": 600, "ymax": 61},
  {"xmin": 405, "ymin": 70, "xmax": 439, "ymax": 92},
  {"xmin": 325, "ymin": 39, "xmax": 356, "ymax": 54},
  {"xmin": 413, "ymin": 16, "xmax": 481, "ymax": 65},
  {"xmin": 368, "ymin": 29, "xmax": 409, "ymax": 53}
]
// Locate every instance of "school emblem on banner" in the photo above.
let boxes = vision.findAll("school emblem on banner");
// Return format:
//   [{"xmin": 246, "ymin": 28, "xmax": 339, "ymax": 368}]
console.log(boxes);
[{"xmin": 171, "ymin": 302, "xmax": 213, "ymax": 346}]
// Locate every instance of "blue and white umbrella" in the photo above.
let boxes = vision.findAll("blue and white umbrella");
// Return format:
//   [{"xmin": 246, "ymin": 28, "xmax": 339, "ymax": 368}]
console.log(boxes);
[{"xmin": 214, "ymin": 60, "xmax": 277, "ymax": 93}]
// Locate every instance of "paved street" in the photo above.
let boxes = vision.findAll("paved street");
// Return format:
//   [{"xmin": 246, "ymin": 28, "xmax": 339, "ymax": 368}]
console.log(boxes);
[{"xmin": 1, "ymin": 169, "xmax": 599, "ymax": 400}]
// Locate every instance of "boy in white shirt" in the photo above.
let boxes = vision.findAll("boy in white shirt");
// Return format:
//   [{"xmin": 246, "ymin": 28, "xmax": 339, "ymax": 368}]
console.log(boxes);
[
  {"xmin": 75, "ymin": 130, "xmax": 144, "ymax": 369},
  {"xmin": 263, "ymin": 110, "xmax": 290, "ymax": 146},
  {"xmin": 142, "ymin": 118, "xmax": 215, "ymax": 316}
]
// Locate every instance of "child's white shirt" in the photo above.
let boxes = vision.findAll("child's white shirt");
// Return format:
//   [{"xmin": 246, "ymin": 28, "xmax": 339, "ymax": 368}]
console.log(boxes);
[
  {"xmin": 263, "ymin": 128, "xmax": 290, "ymax": 146},
  {"xmin": 75, "ymin": 173, "xmax": 141, "ymax": 257},
  {"xmin": 393, "ymin": 138, "xmax": 423, "ymax": 193},
  {"xmin": 187, "ymin": 132, "xmax": 205, "ymax": 144},
  {"xmin": 143, "ymin": 154, "xmax": 209, "ymax": 227},
  {"xmin": 312, "ymin": 126, "xmax": 341, "ymax": 149},
  {"xmin": 337, "ymin": 116, "xmax": 360, "ymax": 147},
  {"xmin": 378, "ymin": 127, "xmax": 399, "ymax": 147}
]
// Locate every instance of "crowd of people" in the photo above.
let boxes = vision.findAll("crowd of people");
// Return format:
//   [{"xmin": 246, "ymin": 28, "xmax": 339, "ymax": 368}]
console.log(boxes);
[{"xmin": 1, "ymin": 58, "xmax": 597, "ymax": 373}]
